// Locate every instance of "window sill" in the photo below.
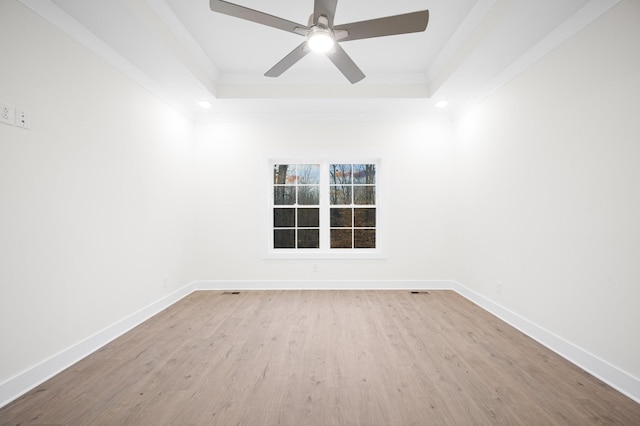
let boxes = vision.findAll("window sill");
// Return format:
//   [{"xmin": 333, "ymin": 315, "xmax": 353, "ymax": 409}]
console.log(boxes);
[{"xmin": 264, "ymin": 250, "xmax": 387, "ymax": 260}]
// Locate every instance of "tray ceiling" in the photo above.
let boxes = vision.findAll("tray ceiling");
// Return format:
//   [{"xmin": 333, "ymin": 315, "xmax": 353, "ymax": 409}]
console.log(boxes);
[{"xmin": 19, "ymin": 0, "xmax": 619, "ymax": 119}]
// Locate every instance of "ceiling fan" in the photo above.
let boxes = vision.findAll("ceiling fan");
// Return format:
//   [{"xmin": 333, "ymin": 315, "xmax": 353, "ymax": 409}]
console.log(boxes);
[{"xmin": 209, "ymin": 0, "xmax": 429, "ymax": 84}]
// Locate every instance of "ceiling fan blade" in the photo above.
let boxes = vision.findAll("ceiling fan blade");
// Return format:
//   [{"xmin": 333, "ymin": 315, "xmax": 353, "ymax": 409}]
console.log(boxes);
[
  {"xmin": 327, "ymin": 44, "xmax": 365, "ymax": 84},
  {"xmin": 265, "ymin": 42, "xmax": 310, "ymax": 77},
  {"xmin": 210, "ymin": 0, "xmax": 307, "ymax": 34},
  {"xmin": 314, "ymin": 0, "xmax": 338, "ymax": 26},
  {"xmin": 334, "ymin": 10, "xmax": 429, "ymax": 42}
]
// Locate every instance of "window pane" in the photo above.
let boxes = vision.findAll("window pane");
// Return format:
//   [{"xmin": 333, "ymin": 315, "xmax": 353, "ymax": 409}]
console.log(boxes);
[
  {"xmin": 274, "ymin": 229, "xmax": 295, "ymax": 248},
  {"xmin": 353, "ymin": 186, "xmax": 375, "ymax": 205},
  {"xmin": 298, "ymin": 164, "xmax": 320, "ymax": 184},
  {"xmin": 274, "ymin": 187, "xmax": 296, "ymax": 205},
  {"xmin": 329, "ymin": 164, "xmax": 352, "ymax": 184},
  {"xmin": 330, "ymin": 208, "xmax": 352, "ymax": 228},
  {"xmin": 354, "ymin": 229, "xmax": 376, "ymax": 248},
  {"xmin": 330, "ymin": 186, "xmax": 352, "ymax": 205},
  {"xmin": 298, "ymin": 229, "xmax": 319, "ymax": 248},
  {"xmin": 298, "ymin": 185, "xmax": 319, "ymax": 205},
  {"xmin": 353, "ymin": 164, "xmax": 376, "ymax": 184},
  {"xmin": 354, "ymin": 208, "xmax": 376, "ymax": 227},
  {"xmin": 298, "ymin": 208, "xmax": 319, "ymax": 227},
  {"xmin": 274, "ymin": 208, "xmax": 295, "ymax": 227},
  {"xmin": 274, "ymin": 164, "xmax": 296, "ymax": 184},
  {"xmin": 331, "ymin": 229, "xmax": 352, "ymax": 248}
]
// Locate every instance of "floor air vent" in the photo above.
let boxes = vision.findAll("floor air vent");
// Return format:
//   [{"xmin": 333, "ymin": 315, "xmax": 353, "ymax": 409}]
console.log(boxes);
[
  {"xmin": 410, "ymin": 291, "xmax": 430, "ymax": 294},
  {"xmin": 222, "ymin": 291, "xmax": 241, "ymax": 295}
]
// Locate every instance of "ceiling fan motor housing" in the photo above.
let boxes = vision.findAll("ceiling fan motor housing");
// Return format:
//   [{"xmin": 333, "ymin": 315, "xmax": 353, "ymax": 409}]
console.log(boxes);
[{"xmin": 307, "ymin": 17, "xmax": 335, "ymax": 53}]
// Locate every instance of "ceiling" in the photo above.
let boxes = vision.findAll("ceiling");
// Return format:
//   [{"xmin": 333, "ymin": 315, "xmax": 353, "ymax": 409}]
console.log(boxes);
[{"xmin": 19, "ymin": 0, "xmax": 619, "ymax": 120}]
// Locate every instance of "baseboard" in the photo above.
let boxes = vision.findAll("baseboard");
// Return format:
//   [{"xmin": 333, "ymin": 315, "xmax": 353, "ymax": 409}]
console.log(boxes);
[
  {"xmin": 193, "ymin": 279, "xmax": 455, "ymax": 291},
  {"xmin": 452, "ymin": 281, "xmax": 640, "ymax": 404},
  {"xmin": 0, "ymin": 282, "xmax": 196, "ymax": 409}
]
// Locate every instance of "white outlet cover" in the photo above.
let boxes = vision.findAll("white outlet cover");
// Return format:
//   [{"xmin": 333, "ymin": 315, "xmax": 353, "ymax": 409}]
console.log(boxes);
[{"xmin": 15, "ymin": 109, "xmax": 29, "ymax": 129}]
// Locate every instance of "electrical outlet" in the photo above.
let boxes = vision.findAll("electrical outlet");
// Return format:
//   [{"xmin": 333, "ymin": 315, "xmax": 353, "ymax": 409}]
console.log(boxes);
[
  {"xmin": 496, "ymin": 281, "xmax": 503, "ymax": 295},
  {"xmin": 15, "ymin": 109, "xmax": 29, "ymax": 129},
  {"xmin": 0, "ymin": 103, "xmax": 15, "ymax": 126}
]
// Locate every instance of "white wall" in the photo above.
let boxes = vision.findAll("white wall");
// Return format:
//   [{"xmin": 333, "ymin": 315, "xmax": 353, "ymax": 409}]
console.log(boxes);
[
  {"xmin": 0, "ymin": 1, "xmax": 195, "ymax": 385},
  {"xmin": 453, "ymin": 0, "xmax": 640, "ymax": 380},
  {"xmin": 193, "ymin": 119, "xmax": 456, "ymax": 283}
]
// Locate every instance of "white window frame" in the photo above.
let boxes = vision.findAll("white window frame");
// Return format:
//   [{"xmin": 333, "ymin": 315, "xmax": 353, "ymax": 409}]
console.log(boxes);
[{"xmin": 265, "ymin": 158, "xmax": 386, "ymax": 260}]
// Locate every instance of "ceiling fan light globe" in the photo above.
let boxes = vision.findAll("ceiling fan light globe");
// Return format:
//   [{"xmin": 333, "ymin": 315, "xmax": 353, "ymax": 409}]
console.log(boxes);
[{"xmin": 308, "ymin": 30, "xmax": 335, "ymax": 53}]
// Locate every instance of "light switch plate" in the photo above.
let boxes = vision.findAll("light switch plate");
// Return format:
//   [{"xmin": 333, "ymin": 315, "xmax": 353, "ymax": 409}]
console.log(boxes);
[{"xmin": 0, "ymin": 103, "xmax": 15, "ymax": 126}]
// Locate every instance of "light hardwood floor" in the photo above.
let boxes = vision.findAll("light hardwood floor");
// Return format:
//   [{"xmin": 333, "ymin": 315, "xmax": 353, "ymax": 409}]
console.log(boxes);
[{"xmin": 1, "ymin": 290, "xmax": 639, "ymax": 425}]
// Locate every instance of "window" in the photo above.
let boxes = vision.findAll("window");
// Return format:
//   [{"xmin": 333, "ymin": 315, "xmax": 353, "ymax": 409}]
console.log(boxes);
[
  {"xmin": 269, "ymin": 160, "xmax": 382, "ymax": 258},
  {"xmin": 329, "ymin": 164, "xmax": 376, "ymax": 249},
  {"xmin": 273, "ymin": 164, "xmax": 320, "ymax": 249}
]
